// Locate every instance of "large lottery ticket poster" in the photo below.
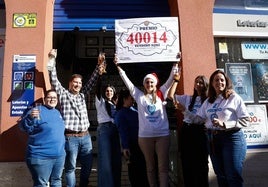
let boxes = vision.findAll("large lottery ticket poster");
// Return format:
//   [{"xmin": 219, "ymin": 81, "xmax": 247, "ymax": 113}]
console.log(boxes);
[{"xmin": 115, "ymin": 17, "xmax": 180, "ymax": 63}]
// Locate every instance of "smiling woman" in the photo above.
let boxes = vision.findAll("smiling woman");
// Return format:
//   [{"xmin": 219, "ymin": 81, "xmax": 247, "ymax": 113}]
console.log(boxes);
[{"xmin": 18, "ymin": 89, "xmax": 66, "ymax": 187}]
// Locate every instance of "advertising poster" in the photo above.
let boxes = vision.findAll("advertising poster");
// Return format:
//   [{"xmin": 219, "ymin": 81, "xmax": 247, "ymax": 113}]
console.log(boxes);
[
  {"xmin": 225, "ymin": 63, "xmax": 254, "ymax": 103},
  {"xmin": 11, "ymin": 54, "xmax": 36, "ymax": 116},
  {"xmin": 244, "ymin": 105, "xmax": 268, "ymax": 148},
  {"xmin": 253, "ymin": 63, "xmax": 268, "ymax": 103},
  {"xmin": 115, "ymin": 17, "xmax": 180, "ymax": 63}
]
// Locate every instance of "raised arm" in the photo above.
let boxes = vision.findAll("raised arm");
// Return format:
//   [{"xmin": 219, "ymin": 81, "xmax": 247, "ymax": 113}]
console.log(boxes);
[
  {"xmin": 167, "ymin": 70, "xmax": 180, "ymax": 101},
  {"xmin": 47, "ymin": 49, "xmax": 65, "ymax": 95},
  {"xmin": 160, "ymin": 52, "xmax": 181, "ymax": 97},
  {"xmin": 82, "ymin": 53, "xmax": 106, "ymax": 94},
  {"xmin": 114, "ymin": 54, "xmax": 135, "ymax": 93}
]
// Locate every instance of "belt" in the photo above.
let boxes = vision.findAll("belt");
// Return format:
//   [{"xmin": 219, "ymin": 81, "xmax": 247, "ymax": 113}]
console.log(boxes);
[{"xmin": 65, "ymin": 130, "xmax": 89, "ymax": 137}]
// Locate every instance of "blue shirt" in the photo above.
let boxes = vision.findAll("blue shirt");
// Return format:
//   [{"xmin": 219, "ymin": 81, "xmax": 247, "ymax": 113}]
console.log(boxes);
[
  {"xmin": 114, "ymin": 106, "xmax": 139, "ymax": 149},
  {"xmin": 19, "ymin": 105, "xmax": 65, "ymax": 158}
]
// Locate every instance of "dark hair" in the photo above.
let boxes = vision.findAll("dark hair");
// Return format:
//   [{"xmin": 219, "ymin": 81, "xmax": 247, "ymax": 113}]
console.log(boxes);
[
  {"xmin": 116, "ymin": 88, "xmax": 131, "ymax": 111},
  {"xmin": 44, "ymin": 89, "xmax": 57, "ymax": 98},
  {"xmin": 103, "ymin": 84, "xmax": 117, "ymax": 101},
  {"xmin": 208, "ymin": 70, "xmax": 233, "ymax": 103},
  {"xmin": 69, "ymin": 74, "xmax": 83, "ymax": 82},
  {"xmin": 188, "ymin": 75, "xmax": 208, "ymax": 111},
  {"xmin": 103, "ymin": 84, "xmax": 117, "ymax": 117}
]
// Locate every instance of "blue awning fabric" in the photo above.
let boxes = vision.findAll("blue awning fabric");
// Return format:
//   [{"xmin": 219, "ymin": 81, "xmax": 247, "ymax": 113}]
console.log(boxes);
[{"xmin": 54, "ymin": 0, "xmax": 170, "ymax": 31}]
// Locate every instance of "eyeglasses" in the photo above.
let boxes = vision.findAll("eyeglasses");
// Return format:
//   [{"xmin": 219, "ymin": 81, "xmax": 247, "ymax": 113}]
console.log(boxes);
[{"xmin": 46, "ymin": 96, "xmax": 57, "ymax": 100}]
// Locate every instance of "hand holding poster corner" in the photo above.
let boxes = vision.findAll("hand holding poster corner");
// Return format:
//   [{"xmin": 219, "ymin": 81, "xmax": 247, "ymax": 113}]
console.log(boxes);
[{"xmin": 115, "ymin": 17, "xmax": 180, "ymax": 63}]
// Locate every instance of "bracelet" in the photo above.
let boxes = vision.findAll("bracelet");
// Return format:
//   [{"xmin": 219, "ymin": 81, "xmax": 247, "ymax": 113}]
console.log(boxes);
[{"xmin": 174, "ymin": 79, "xmax": 179, "ymax": 82}]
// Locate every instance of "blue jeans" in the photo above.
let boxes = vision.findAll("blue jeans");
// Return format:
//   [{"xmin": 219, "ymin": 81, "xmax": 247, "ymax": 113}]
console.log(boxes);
[
  {"xmin": 26, "ymin": 155, "xmax": 65, "ymax": 187},
  {"xmin": 64, "ymin": 134, "xmax": 93, "ymax": 187},
  {"xmin": 97, "ymin": 122, "xmax": 122, "ymax": 187},
  {"xmin": 208, "ymin": 129, "xmax": 246, "ymax": 187}
]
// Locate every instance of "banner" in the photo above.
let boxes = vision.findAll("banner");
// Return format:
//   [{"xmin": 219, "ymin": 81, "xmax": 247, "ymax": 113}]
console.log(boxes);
[
  {"xmin": 244, "ymin": 105, "xmax": 268, "ymax": 147},
  {"xmin": 225, "ymin": 63, "xmax": 254, "ymax": 103},
  {"xmin": 115, "ymin": 17, "xmax": 180, "ymax": 63}
]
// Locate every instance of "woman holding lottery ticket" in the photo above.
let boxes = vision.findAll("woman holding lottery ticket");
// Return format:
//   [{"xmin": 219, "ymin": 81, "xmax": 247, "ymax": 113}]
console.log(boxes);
[{"xmin": 114, "ymin": 53, "xmax": 181, "ymax": 187}]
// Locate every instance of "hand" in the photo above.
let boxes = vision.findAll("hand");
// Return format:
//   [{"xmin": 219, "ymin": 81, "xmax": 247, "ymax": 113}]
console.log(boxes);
[
  {"xmin": 212, "ymin": 118, "xmax": 226, "ymax": 129},
  {"xmin": 98, "ymin": 64, "xmax": 106, "ymax": 75},
  {"xmin": 98, "ymin": 52, "xmax": 107, "ymax": 74},
  {"xmin": 49, "ymin": 49, "xmax": 57, "ymax": 59},
  {"xmin": 98, "ymin": 52, "xmax": 106, "ymax": 65},
  {"xmin": 173, "ymin": 67, "xmax": 181, "ymax": 81},
  {"xmin": 174, "ymin": 101, "xmax": 185, "ymax": 111},
  {"xmin": 176, "ymin": 52, "xmax": 181, "ymax": 63},
  {"xmin": 113, "ymin": 54, "xmax": 119, "ymax": 66}
]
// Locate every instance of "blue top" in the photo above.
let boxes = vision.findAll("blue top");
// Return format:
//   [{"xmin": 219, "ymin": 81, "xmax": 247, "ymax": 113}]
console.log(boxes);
[
  {"xmin": 19, "ymin": 105, "xmax": 66, "ymax": 159},
  {"xmin": 114, "ymin": 106, "xmax": 139, "ymax": 149}
]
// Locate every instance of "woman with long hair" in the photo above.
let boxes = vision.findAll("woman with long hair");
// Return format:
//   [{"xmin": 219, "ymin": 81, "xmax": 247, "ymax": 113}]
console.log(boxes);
[
  {"xmin": 114, "ymin": 54, "xmax": 180, "ymax": 187},
  {"xmin": 168, "ymin": 75, "xmax": 209, "ymax": 187},
  {"xmin": 95, "ymin": 53, "xmax": 121, "ymax": 187}
]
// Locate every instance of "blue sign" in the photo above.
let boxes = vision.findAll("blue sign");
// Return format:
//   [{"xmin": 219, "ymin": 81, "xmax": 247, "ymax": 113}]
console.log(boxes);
[{"xmin": 11, "ymin": 54, "xmax": 36, "ymax": 116}]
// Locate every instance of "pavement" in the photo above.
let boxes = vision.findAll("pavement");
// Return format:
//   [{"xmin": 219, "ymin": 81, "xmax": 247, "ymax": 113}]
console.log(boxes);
[{"xmin": 0, "ymin": 149, "xmax": 268, "ymax": 186}]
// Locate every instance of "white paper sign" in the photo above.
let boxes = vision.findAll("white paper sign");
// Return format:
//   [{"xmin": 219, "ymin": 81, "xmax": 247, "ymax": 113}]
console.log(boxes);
[
  {"xmin": 115, "ymin": 17, "xmax": 180, "ymax": 63},
  {"xmin": 244, "ymin": 105, "xmax": 268, "ymax": 146}
]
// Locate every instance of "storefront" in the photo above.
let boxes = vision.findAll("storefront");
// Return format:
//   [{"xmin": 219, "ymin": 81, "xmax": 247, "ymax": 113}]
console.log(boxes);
[{"xmin": 213, "ymin": 0, "xmax": 268, "ymax": 149}]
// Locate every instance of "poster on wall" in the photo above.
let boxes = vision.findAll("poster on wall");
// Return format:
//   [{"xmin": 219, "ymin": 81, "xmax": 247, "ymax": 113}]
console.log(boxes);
[
  {"xmin": 10, "ymin": 54, "xmax": 36, "ymax": 116},
  {"xmin": 253, "ymin": 63, "xmax": 268, "ymax": 103},
  {"xmin": 115, "ymin": 17, "xmax": 180, "ymax": 63},
  {"xmin": 244, "ymin": 105, "xmax": 268, "ymax": 148},
  {"xmin": 225, "ymin": 63, "xmax": 254, "ymax": 103}
]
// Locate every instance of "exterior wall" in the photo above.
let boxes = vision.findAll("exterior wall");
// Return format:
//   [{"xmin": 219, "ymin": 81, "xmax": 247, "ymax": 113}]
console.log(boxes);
[
  {"xmin": 0, "ymin": 0, "xmax": 216, "ymax": 161},
  {"xmin": 176, "ymin": 0, "xmax": 216, "ymax": 95},
  {"xmin": 0, "ymin": 0, "xmax": 54, "ymax": 161}
]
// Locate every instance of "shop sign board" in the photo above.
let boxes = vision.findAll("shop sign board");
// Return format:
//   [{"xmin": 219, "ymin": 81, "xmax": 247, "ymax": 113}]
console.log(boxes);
[{"xmin": 213, "ymin": 13, "xmax": 268, "ymax": 37}]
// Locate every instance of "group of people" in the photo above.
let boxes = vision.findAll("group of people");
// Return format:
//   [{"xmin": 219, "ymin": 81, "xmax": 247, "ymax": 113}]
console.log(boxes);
[{"xmin": 19, "ymin": 49, "xmax": 250, "ymax": 187}]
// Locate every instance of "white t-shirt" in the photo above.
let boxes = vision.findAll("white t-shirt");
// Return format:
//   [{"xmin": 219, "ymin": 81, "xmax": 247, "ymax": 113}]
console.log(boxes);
[
  {"xmin": 197, "ymin": 93, "xmax": 249, "ymax": 130},
  {"xmin": 95, "ymin": 96, "xmax": 115, "ymax": 124}
]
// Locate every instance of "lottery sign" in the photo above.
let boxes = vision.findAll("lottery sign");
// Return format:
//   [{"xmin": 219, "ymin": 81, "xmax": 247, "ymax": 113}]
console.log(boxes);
[{"xmin": 115, "ymin": 17, "xmax": 180, "ymax": 63}]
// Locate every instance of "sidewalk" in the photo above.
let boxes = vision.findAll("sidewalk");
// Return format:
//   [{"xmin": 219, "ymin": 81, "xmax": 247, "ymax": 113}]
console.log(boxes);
[{"xmin": 0, "ymin": 149, "xmax": 267, "ymax": 186}]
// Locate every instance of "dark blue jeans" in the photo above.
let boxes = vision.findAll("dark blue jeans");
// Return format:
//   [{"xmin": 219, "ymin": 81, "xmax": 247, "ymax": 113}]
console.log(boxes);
[
  {"xmin": 26, "ymin": 155, "xmax": 65, "ymax": 187},
  {"xmin": 181, "ymin": 123, "xmax": 209, "ymax": 187},
  {"xmin": 208, "ymin": 129, "xmax": 246, "ymax": 187},
  {"xmin": 64, "ymin": 134, "xmax": 93, "ymax": 187},
  {"xmin": 97, "ymin": 122, "xmax": 122, "ymax": 187}
]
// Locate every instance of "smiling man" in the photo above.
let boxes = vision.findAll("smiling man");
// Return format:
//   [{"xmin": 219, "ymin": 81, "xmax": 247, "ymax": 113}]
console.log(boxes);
[{"xmin": 48, "ymin": 49, "xmax": 104, "ymax": 187}]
